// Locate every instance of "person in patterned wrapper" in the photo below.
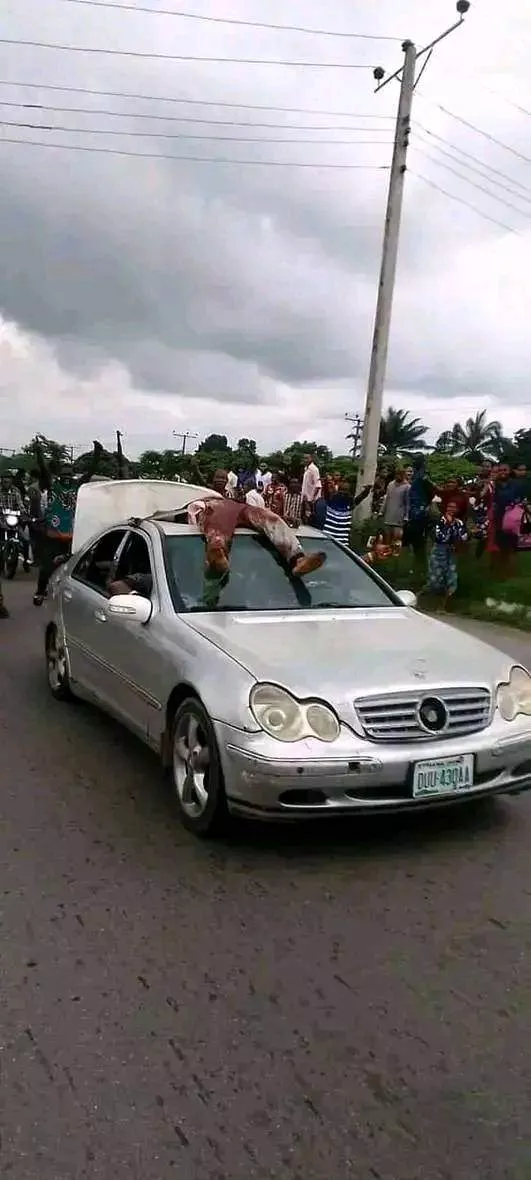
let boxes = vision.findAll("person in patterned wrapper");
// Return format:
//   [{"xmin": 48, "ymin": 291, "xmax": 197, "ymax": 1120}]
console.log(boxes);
[{"xmin": 188, "ymin": 494, "xmax": 327, "ymax": 581}]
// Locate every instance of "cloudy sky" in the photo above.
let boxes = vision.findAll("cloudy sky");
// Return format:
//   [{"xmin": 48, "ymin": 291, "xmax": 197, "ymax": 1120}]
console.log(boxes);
[{"xmin": 0, "ymin": 0, "xmax": 530, "ymax": 457}]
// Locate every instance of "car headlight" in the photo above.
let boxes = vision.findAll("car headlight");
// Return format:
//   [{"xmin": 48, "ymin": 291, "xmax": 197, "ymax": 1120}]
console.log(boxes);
[
  {"xmin": 497, "ymin": 667, "xmax": 531, "ymax": 722},
  {"xmin": 250, "ymin": 683, "xmax": 340, "ymax": 743},
  {"xmin": 5, "ymin": 514, "xmax": 18, "ymax": 527}
]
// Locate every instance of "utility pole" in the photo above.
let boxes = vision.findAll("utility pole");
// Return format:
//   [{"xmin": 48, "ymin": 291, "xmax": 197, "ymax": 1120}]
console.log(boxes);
[
  {"xmin": 354, "ymin": 2, "xmax": 470, "ymax": 522},
  {"xmin": 345, "ymin": 412, "xmax": 364, "ymax": 458},
  {"xmin": 172, "ymin": 431, "xmax": 198, "ymax": 456}
]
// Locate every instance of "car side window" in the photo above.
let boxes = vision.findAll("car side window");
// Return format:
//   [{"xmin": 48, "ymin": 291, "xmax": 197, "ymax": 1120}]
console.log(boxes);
[
  {"xmin": 72, "ymin": 528, "xmax": 128, "ymax": 594},
  {"xmin": 114, "ymin": 532, "xmax": 154, "ymax": 596}
]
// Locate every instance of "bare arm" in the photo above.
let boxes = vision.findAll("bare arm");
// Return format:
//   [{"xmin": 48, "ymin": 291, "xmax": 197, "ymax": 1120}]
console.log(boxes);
[
  {"xmin": 34, "ymin": 438, "xmax": 51, "ymax": 492},
  {"xmin": 76, "ymin": 441, "xmax": 104, "ymax": 488},
  {"xmin": 116, "ymin": 431, "xmax": 125, "ymax": 479},
  {"xmin": 353, "ymin": 484, "xmax": 373, "ymax": 509}
]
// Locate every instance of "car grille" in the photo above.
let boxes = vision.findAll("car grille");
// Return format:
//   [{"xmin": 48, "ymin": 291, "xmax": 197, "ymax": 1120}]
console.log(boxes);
[{"xmin": 355, "ymin": 687, "xmax": 492, "ymax": 743}]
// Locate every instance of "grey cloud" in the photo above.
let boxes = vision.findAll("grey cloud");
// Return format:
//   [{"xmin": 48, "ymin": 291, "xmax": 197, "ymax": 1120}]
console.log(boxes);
[{"xmin": 0, "ymin": 0, "xmax": 530, "ymax": 411}]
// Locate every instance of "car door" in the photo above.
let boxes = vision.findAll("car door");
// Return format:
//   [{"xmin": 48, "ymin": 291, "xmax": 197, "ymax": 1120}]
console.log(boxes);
[
  {"xmin": 87, "ymin": 528, "xmax": 164, "ymax": 738},
  {"xmin": 62, "ymin": 528, "xmax": 129, "ymax": 699}
]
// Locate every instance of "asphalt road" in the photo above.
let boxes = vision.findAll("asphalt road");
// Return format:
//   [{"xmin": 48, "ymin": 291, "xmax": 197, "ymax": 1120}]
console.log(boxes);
[{"xmin": 2, "ymin": 578, "xmax": 531, "ymax": 1180}]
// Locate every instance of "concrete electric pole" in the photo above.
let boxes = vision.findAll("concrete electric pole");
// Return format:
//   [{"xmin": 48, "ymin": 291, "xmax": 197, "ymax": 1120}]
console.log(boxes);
[
  {"xmin": 345, "ymin": 412, "xmax": 364, "ymax": 458},
  {"xmin": 354, "ymin": 3, "xmax": 470, "ymax": 522},
  {"xmin": 173, "ymin": 431, "xmax": 199, "ymax": 456}
]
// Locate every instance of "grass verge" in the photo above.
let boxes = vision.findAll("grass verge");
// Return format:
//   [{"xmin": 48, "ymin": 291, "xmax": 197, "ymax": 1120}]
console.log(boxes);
[{"xmin": 351, "ymin": 524, "xmax": 531, "ymax": 632}]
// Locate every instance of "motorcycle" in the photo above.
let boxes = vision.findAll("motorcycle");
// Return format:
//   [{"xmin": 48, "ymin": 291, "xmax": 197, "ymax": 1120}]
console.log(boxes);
[{"xmin": 0, "ymin": 508, "xmax": 23, "ymax": 579}]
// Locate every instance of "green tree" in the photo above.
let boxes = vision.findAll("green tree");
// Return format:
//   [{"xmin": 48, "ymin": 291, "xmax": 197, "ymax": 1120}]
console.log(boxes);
[
  {"xmin": 434, "ymin": 410, "xmax": 502, "ymax": 463},
  {"xmin": 74, "ymin": 446, "xmax": 116, "ymax": 478},
  {"xmin": 137, "ymin": 449, "xmax": 186, "ymax": 480},
  {"xmin": 512, "ymin": 429, "xmax": 531, "ymax": 467},
  {"xmin": 426, "ymin": 454, "xmax": 477, "ymax": 486},
  {"xmin": 23, "ymin": 433, "xmax": 71, "ymax": 471},
  {"xmin": 282, "ymin": 441, "xmax": 333, "ymax": 471},
  {"xmin": 379, "ymin": 408, "xmax": 429, "ymax": 455},
  {"xmin": 197, "ymin": 434, "xmax": 230, "ymax": 454}
]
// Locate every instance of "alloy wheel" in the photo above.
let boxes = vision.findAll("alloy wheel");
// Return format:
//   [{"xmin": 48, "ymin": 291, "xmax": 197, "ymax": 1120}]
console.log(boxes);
[{"xmin": 173, "ymin": 710, "xmax": 211, "ymax": 819}]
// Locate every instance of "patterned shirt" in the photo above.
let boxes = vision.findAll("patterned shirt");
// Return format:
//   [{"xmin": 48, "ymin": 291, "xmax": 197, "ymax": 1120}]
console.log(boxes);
[
  {"xmin": 283, "ymin": 492, "xmax": 303, "ymax": 527},
  {"xmin": 434, "ymin": 517, "xmax": 468, "ymax": 548},
  {"xmin": 265, "ymin": 484, "xmax": 286, "ymax": 516}
]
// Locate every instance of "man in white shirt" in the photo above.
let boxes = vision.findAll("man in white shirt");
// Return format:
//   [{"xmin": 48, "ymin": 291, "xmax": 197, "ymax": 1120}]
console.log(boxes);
[
  {"xmin": 255, "ymin": 462, "xmax": 272, "ymax": 494},
  {"xmin": 301, "ymin": 454, "xmax": 321, "ymax": 521},
  {"xmin": 244, "ymin": 479, "xmax": 265, "ymax": 509},
  {"xmin": 225, "ymin": 470, "xmax": 238, "ymax": 498}
]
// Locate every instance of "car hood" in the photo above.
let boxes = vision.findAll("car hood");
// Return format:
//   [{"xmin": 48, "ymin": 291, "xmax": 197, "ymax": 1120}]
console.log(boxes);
[{"xmin": 183, "ymin": 608, "xmax": 515, "ymax": 699}]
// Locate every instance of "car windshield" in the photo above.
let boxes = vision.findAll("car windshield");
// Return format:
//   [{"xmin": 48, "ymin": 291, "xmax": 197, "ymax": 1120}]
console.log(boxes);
[{"xmin": 164, "ymin": 533, "xmax": 397, "ymax": 613}]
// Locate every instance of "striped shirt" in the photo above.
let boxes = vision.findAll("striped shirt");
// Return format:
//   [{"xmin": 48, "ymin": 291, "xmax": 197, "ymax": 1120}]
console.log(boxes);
[{"xmin": 323, "ymin": 504, "xmax": 352, "ymax": 545}]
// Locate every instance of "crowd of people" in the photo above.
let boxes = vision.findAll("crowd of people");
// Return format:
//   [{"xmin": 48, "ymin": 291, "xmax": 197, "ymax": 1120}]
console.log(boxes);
[
  {"xmin": 371, "ymin": 456, "xmax": 531, "ymax": 607},
  {"xmin": 0, "ymin": 443, "xmax": 529, "ymax": 619},
  {"xmin": 193, "ymin": 452, "xmax": 531, "ymax": 609},
  {"xmin": 192, "ymin": 453, "xmax": 374, "ymax": 545}
]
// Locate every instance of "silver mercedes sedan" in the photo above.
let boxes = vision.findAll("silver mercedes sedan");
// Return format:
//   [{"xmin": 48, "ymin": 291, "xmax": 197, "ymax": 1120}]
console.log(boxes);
[{"xmin": 45, "ymin": 515, "xmax": 531, "ymax": 836}]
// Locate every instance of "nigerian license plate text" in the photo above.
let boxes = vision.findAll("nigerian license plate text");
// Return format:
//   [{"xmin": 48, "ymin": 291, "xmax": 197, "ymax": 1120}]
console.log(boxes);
[{"xmin": 412, "ymin": 754, "xmax": 474, "ymax": 798}]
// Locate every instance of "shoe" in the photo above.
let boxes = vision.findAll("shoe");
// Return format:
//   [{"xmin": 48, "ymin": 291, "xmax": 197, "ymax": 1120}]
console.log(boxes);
[
  {"xmin": 0, "ymin": 603, "xmax": 10, "ymax": 619},
  {"xmin": 33, "ymin": 593, "xmax": 45, "ymax": 607},
  {"xmin": 292, "ymin": 551, "xmax": 327, "ymax": 578}
]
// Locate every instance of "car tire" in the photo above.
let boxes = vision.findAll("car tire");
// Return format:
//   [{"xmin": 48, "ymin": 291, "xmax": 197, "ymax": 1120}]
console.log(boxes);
[
  {"xmin": 45, "ymin": 625, "xmax": 76, "ymax": 702},
  {"xmin": 170, "ymin": 697, "xmax": 228, "ymax": 837}
]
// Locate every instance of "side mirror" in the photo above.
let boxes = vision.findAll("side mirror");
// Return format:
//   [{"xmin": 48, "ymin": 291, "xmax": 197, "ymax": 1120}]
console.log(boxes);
[
  {"xmin": 108, "ymin": 593, "xmax": 152, "ymax": 624},
  {"xmin": 397, "ymin": 589, "xmax": 417, "ymax": 609}
]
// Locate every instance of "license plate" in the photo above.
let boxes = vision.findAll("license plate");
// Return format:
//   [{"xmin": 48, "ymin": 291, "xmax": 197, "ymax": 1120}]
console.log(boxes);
[{"xmin": 412, "ymin": 754, "xmax": 474, "ymax": 799}]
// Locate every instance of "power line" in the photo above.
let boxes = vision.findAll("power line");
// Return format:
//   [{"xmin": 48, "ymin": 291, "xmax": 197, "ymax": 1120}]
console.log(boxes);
[
  {"xmin": 414, "ymin": 122, "xmax": 531, "ymax": 198},
  {"xmin": 0, "ymin": 98, "xmax": 393, "ymax": 133},
  {"xmin": 0, "ymin": 118, "xmax": 394, "ymax": 146},
  {"xmin": 414, "ymin": 132, "xmax": 531, "ymax": 206},
  {"xmin": 412, "ymin": 171, "xmax": 519, "ymax": 234},
  {"xmin": 60, "ymin": 0, "xmax": 403, "ymax": 41},
  {"xmin": 418, "ymin": 95, "xmax": 531, "ymax": 165},
  {"xmin": 480, "ymin": 86, "xmax": 531, "ymax": 120},
  {"xmin": 0, "ymin": 78, "xmax": 395, "ymax": 120},
  {"xmin": 0, "ymin": 38, "xmax": 374, "ymax": 68},
  {"xmin": 412, "ymin": 147, "xmax": 531, "ymax": 219},
  {"xmin": 0, "ymin": 134, "xmax": 391, "ymax": 168}
]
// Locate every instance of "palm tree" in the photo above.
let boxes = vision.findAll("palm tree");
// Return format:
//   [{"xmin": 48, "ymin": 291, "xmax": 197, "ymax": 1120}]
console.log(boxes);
[
  {"xmin": 434, "ymin": 410, "xmax": 502, "ymax": 463},
  {"xmin": 378, "ymin": 407, "xmax": 429, "ymax": 455}
]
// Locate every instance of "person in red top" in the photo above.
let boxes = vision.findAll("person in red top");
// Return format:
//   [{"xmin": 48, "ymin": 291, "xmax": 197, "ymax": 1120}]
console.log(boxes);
[
  {"xmin": 439, "ymin": 477, "xmax": 469, "ymax": 522},
  {"xmin": 264, "ymin": 473, "xmax": 286, "ymax": 517}
]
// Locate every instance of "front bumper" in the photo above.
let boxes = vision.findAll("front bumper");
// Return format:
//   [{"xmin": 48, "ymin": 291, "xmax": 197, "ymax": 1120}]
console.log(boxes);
[{"xmin": 214, "ymin": 720, "xmax": 531, "ymax": 821}]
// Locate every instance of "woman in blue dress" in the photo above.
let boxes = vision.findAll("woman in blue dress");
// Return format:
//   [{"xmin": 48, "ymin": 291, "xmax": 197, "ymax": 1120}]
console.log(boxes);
[{"xmin": 423, "ymin": 500, "xmax": 468, "ymax": 611}]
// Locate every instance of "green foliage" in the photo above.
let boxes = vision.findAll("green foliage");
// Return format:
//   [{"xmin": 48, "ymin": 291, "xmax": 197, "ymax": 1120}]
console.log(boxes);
[
  {"xmin": 137, "ymin": 449, "xmax": 187, "ymax": 480},
  {"xmin": 9, "ymin": 411, "xmax": 529, "ymax": 492},
  {"xmin": 513, "ymin": 429, "xmax": 531, "ymax": 467},
  {"xmin": 379, "ymin": 407, "xmax": 429, "ymax": 454},
  {"xmin": 23, "ymin": 434, "xmax": 71, "ymax": 470},
  {"xmin": 197, "ymin": 434, "xmax": 230, "ymax": 454},
  {"xmin": 425, "ymin": 454, "xmax": 477, "ymax": 485},
  {"xmin": 434, "ymin": 410, "xmax": 503, "ymax": 462}
]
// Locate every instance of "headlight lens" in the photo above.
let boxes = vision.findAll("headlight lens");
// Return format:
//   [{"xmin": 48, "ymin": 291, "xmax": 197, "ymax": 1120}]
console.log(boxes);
[
  {"xmin": 5, "ymin": 514, "xmax": 18, "ymax": 527},
  {"xmin": 250, "ymin": 683, "xmax": 340, "ymax": 743},
  {"xmin": 497, "ymin": 667, "xmax": 531, "ymax": 722}
]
